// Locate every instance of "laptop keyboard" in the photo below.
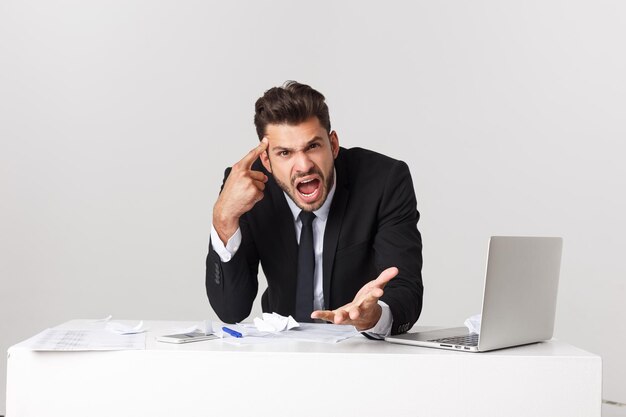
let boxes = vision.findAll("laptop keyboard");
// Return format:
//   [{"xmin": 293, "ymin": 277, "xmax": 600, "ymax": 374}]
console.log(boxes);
[{"xmin": 429, "ymin": 333, "xmax": 479, "ymax": 347}]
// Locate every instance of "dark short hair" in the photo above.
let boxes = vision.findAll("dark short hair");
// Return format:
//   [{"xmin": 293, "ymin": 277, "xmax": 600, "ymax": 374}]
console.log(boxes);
[{"xmin": 254, "ymin": 81, "xmax": 331, "ymax": 140}]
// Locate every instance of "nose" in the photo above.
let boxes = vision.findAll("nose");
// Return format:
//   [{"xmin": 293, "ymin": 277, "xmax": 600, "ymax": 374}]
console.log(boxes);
[{"xmin": 293, "ymin": 150, "xmax": 315, "ymax": 174}]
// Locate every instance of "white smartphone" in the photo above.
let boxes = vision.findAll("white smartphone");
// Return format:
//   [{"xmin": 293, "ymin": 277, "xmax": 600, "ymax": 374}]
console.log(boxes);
[{"xmin": 156, "ymin": 331, "xmax": 218, "ymax": 344}]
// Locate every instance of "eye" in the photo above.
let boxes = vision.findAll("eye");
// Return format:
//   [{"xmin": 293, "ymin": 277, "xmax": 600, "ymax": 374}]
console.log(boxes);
[
  {"xmin": 308, "ymin": 143, "xmax": 320, "ymax": 150},
  {"xmin": 279, "ymin": 150, "xmax": 290, "ymax": 157}
]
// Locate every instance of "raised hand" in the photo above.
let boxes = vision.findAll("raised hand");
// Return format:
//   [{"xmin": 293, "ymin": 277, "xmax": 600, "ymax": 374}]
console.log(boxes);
[
  {"xmin": 311, "ymin": 267, "xmax": 399, "ymax": 331},
  {"xmin": 213, "ymin": 138, "xmax": 269, "ymax": 244}
]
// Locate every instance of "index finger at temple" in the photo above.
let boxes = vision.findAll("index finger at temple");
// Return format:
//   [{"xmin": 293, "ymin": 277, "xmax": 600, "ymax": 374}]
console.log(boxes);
[
  {"xmin": 249, "ymin": 170, "xmax": 268, "ymax": 182},
  {"xmin": 239, "ymin": 138, "xmax": 269, "ymax": 169}
]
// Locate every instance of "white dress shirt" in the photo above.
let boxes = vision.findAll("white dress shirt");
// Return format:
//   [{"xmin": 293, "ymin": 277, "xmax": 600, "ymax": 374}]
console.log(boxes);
[{"xmin": 210, "ymin": 171, "xmax": 392, "ymax": 338}]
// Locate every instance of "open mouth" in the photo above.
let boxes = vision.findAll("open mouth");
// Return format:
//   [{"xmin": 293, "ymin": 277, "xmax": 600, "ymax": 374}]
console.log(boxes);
[{"xmin": 296, "ymin": 178, "xmax": 321, "ymax": 201}]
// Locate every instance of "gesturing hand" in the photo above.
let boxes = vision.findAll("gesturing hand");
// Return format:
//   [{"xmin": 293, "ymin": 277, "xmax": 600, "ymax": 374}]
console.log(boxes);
[
  {"xmin": 311, "ymin": 267, "xmax": 399, "ymax": 331},
  {"xmin": 213, "ymin": 138, "xmax": 269, "ymax": 244}
]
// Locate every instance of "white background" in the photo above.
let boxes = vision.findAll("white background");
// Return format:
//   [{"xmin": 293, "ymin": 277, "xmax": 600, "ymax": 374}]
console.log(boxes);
[{"xmin": 1, "ymin": 0, "xmax": 625, "ymax": 412}]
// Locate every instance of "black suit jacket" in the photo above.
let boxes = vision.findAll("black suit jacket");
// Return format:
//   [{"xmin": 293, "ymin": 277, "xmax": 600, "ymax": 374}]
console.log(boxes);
[{"xmin": 206, "ymin": 147, "xmax": 423, "ymax": 335}]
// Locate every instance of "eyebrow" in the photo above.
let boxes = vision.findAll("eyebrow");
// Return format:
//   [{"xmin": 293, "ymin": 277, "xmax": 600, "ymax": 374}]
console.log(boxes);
[{"xmin": 272, "ymin": 136, "xmax": 324, "ymax": 152}]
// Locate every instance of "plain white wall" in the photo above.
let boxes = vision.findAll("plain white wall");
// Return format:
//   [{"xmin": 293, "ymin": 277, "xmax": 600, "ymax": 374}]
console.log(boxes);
[{"xmin": 2, "ymin": 0, "xmax": 625, "ymax": 412}]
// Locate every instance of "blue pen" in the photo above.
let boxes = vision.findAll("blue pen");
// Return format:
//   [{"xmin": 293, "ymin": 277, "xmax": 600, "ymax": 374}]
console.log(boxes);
[{"xmin": 222, "ymin": 326, "xmax": 243, "ymax": 338}]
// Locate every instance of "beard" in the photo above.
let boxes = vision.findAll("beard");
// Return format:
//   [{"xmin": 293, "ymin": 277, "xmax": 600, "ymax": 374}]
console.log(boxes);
[{"xmin": 274, "ymin": 165, "xmax": 334, "ymax": 212}]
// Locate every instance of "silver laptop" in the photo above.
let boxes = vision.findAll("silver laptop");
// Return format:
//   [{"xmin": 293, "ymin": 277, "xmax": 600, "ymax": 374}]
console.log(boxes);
[{"xmin": 385, "ymin": 236, "xmax": 563, "ymax": 352}]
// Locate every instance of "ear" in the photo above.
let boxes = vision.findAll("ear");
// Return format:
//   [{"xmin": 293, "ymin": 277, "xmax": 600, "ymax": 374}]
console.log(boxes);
[
  {"xmin": 329, "ymin": 131, "xmax": 340, "ymax": 159},
  {"xmin": 260, "ymin": 148, "xmax": 272, "ymax": 173}
]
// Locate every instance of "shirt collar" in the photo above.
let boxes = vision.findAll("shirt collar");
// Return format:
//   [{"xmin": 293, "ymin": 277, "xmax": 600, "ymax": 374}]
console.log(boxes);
[{"xmin": 284, "ymin": 168, "xmax": 337, "ymax": 223}]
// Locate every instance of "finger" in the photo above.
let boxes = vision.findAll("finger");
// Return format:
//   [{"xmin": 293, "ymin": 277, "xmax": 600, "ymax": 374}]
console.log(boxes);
[
  {"xmin": 311, "ymin": 310, "xmax": 334, "ymax": 322},
  {"xmin": 359, "ymin": 289, "xmax": 383, "ymax": 309},
  {"xmin": 350, "ymin": 290, "xmax": 381, "ymax": 316},
  {"xmin": 253, "ymin": 191, "xmax": 265, "ymax": 204},
  {"xmin": 372, "ymin": 267, "xmax": 399, "ymax": 289},
  {"xmin": 252, "ymin": 179, "xmax": 266, "ymax": 191},
  {"xmin": 333, "ymin": 309, "xmax": 349, "ymax": 324},
  {"xmin": 354, "ymin": 284, "xmax": 383, "ymax": 305},
  {"xmin": 348, "ymin": 290, "xmax": 385, "ymax": 323},
  {"xmin": 249, "ymin": 170, "xmax": 268, "ymax": 182},
  {"xmin": 239, "ymin": 138, "xmax": 269, "ymax": 169},
  {"xmin": 349, "ymin": 307, "xmax": 361, "ymax": 321}
]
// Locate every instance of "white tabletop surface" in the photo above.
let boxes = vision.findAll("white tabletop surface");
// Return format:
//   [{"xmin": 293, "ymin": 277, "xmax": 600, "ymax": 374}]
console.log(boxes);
[{"xmin": 7, "ymin": 319, "xmax": 602, "ymax": 417}]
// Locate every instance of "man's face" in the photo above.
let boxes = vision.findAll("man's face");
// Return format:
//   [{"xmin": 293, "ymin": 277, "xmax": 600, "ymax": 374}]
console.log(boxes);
[{"xmin": 260, "ymin": 117, "xmax": 340, "ymax": 212}]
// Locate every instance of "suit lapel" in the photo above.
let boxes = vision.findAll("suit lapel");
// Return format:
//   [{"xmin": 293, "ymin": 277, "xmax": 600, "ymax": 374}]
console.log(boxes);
[{"xmin": 322, "ymin": 151, "xmax": 349, "ymax": 309}]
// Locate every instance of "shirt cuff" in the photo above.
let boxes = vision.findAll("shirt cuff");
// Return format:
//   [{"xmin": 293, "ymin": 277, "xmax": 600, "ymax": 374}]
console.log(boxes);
[
  {"xmin": 363, "ymin": 300, "xmax": 393, "ymax": 339},
  {"xmin": 210, "ymin": 225, "xmax": 242, "ymax": 262}
]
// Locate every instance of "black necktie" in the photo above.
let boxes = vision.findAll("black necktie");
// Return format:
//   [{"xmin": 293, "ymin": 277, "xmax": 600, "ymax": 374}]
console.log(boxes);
[{"xmin": 295, "ymin": 211, "xmax": 316, "ymax": 322}]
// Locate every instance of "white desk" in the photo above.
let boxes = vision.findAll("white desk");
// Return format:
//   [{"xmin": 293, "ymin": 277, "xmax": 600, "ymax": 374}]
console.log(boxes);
[{"xmin": 6, "ymin": 320, "xmax": 601, "ymax": 417}]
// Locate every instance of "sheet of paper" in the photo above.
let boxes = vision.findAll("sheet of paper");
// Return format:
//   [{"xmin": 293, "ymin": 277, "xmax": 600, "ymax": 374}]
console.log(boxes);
[
  {"xmin": 20, "ymin": 328, "xmax": 146, "ymax": 351},
  {"xmin": 222, "ymin": 322, "xmax": 359, "ymax": 345},
  {"xmin": 105, "ymin": 320, "xmax": 148, "ymax": 334},
  {"xmin": 253, "ymin": 313, "xmax": 299, "ymax": 332},
  {"xmin": 277, "ymin": 323, "xmax": 359, "ymax": 343},
  {"xmin": 464, "ymin": 313, "xmax": 481, "ymax": 334}
]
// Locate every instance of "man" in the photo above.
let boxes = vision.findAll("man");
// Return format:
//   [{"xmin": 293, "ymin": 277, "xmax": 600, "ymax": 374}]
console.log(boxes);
[{"xmin": 206, "ymin": 81, "xmax": 423, "ymax": 337}]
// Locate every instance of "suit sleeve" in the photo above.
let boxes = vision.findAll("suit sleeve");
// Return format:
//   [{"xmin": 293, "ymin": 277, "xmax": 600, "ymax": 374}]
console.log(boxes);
[
  {"xmin": 206, "ymin": 167, "xmax": 259, "ymax": 323},
  {"xmin": 375, "ymin": 160, "xmax": 424, "ymax": 335}
]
